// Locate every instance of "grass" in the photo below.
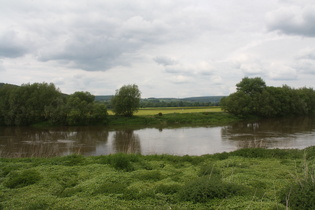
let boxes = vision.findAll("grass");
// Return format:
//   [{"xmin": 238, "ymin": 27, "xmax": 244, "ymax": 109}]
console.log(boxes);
[
  {"xmin": 108, "ymin": 106, "xmax": 222, "ymax": 115},
  {"xmin": 107, "ymin": 107, "xmax": 240, "ymax": 128},
  {"xmin": 1, "ymin": 147, "xmax": 315, "ymax": 209}
]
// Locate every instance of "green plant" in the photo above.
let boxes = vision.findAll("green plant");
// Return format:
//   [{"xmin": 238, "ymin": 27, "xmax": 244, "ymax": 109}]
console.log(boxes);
[
  {"xmin": 155, "ymin": 183, "xmax": 181, "ymax": 195},
  {"xmin": 198, "ymin": 163, "xmax": 221, "ymax": 177},
  {"xmin": 110, "ymin": 153, "xmax": 135, "ymax": 171},
  {"xmin": 4, "ymin": 169, "xmax": 41, "ymax": 189},
  {"xmin": 178, "ymin": 176, "xmax": 247, "ymax": 203},
  {"xmin": 280, "ymin": 163, "xmax": 315, "ymax": 209}
]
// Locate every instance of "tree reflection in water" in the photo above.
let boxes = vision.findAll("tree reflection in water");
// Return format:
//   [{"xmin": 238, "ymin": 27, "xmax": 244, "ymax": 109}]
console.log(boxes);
[{"xmin": 112, "ymin": 130, "xmax": 141, "ymax": 154}]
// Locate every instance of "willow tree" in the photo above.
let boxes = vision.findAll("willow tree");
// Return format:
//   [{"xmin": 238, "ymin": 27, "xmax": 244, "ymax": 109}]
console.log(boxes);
[{"xmin": 111, "ymin": 84, "xmax": 141, "ymax": 117}]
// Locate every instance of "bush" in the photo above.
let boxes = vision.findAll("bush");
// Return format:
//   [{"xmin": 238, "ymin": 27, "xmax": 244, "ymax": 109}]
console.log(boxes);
[
  {"xmin": 178, "ymin": 176, "xmax": 247, "ymax": 203},
  {"xmin": 4, "ymin": 169, "xmax": 41, "ymax": 188},
  {"xmin": 155, "ymin": 183, "xmax": 181, "ymax": 195},
  {"xmin": 110, "ymin": 153, "xmax": 135, "ymax": 171},
  {"xmin": 280, "ymin": 177, "xmax": 315, "ymax": 209},
  {"xmin": 133, "ymin": 170, "xmax": 162, "ymax": 181},
  {"xmin": 198, "ymin": 163, "xmax": 221, "ymax": 177}
]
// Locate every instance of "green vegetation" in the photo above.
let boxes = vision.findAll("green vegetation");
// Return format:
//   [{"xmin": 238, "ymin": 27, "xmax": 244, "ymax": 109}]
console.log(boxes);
[
  {"xmin": 111, "ymin": 84, "xmax": 141, "ymax": 117},
  {"xmin": 221, "ymin": 77, "xmax": 315, "ymax": 118},
  {"xmin": 107, "ymin": 112, "xmax": 239, "ymax": 128},
  {"xmin": 0, "ymin": 83, "xmax": 108, "ymax": 126},
  {"xmin": 1, "ymin": 147, "xmax": 315, "ymax": 209}
]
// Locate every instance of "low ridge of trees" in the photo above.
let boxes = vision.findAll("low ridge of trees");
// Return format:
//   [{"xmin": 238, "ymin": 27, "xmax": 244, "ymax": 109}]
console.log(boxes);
[
  {"xmin": 0, "ymin": 83, "xmax": 108, "ymax": 126},
  {"xmin": 221, "ymin": 77, "xmax": 315, "ymax": 117}
]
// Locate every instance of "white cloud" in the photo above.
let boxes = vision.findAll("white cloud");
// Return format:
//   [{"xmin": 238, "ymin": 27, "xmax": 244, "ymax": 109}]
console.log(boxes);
[
  {"xmin": 268, "ymin": 62, "xmax": 297, "ymax": 80},
  {"xmin": 1, "ymin": 0, "xmax": 315, "ymax": 97},
  {"xmin": 266, "ymin": 4, "xmax": 315, "ymax": 37}
]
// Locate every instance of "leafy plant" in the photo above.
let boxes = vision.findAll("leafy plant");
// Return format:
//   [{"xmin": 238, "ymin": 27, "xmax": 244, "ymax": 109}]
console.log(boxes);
[
  {"xmin": 110, "ymin": 153, "xmax": 135, "ymax": 171},
  {"xmin": 280, "ymin": 164, "xmax": 315, "ymax": 209},
  {"xmin": 178, "ymin": 176, "xmax": 247, "ymax": 203},
  {"xmin": 4, "ymin": 169, "xmax": 41, "ymax": 189}
]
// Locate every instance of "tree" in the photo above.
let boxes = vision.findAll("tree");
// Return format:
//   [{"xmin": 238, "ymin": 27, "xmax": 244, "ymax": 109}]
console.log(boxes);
[
  {"xmin": 221, "ymin": 77, "xmax": 315, "ymax": 118},
  {"xmin": 236, "ymin": 77, "xmax": 266, "ymax": 95},
  {"xmin": 111, "ymin": 84, "xmax": 141, "ymax": 117}
]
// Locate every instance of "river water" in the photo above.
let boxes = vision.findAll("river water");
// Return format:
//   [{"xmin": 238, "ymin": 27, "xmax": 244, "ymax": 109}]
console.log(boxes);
[{"xmin": 1, "ymin": 116, "xmax": 315, "ymax": 157}]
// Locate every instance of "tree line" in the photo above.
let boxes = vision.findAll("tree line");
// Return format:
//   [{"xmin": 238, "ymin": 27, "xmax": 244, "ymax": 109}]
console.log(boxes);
[
  {"xmin": 221, "ymin": 77, "xmax": 315, "ymax": 118},
  {"xmin": 0, "ymin": 83, "xmax": 108, "ymax": 126}
]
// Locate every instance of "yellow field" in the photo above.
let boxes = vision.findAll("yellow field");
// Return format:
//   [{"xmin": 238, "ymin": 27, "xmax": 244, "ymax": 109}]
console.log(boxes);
[{"xmin": 108, "ymin": 107, "xmax": 222, "ymax": 115}]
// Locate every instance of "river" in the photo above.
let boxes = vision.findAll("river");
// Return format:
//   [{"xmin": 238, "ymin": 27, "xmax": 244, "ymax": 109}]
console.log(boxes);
[{"xmin": 1, "ymin": 116, "xmax": 315, "ymax": 157}]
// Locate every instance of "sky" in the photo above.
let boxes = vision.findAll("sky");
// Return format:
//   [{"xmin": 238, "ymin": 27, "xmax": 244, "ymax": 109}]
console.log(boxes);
[{"xmin": 1, "ymin": 0, "xmax": 315, "ymax": 98}]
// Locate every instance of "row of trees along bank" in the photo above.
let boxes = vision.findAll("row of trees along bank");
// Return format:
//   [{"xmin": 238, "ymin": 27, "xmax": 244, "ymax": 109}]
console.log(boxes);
[
  {"xmin": 0, "ymin": 83, "xmax": 108, "ymax": 126},
  {"xmin": 220, "ymin": 77, "xmax": 315, "ymax": 118},
  {"xmin": 0, "ymin": 83, "xmax": 141, "ymax": 126}
]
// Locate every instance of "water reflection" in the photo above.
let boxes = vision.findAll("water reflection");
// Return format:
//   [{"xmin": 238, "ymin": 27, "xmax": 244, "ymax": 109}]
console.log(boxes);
[
  {"xmin": 112, "ymin": 130, "xmax": 141, "ymax": 154},
  {"xmin": 221, "ymin": 117, "xmax": 315, "ymax": 149},
  {"xmin": 1, "ymin": 116, "xmax": 315, "ymax": 157},
  {"xmin": 0, "ymin": 126, "xmax": 109, "ymax": 157}
]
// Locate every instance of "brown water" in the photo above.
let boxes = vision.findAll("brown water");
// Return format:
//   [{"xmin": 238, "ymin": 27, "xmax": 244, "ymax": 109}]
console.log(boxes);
[{"xmin": 1, "ymin": 116, "xmax": 315, "ymax": 157}]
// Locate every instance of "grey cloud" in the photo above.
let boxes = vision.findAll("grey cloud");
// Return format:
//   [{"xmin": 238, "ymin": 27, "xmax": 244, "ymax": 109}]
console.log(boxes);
[
  {"xmin": 39, "ymin": 33, "xmax": 138, "ymax": 71},
  {"xmin": 295, "ymin": 49, "xmax": 315, "ymax": 74},
  {"xmin": 267, "ymin": 6, "xmax": 315, "ymax": 37},
  {"xmin": 1, "ymin": 1, "xmax": 217, "ymax": 71},
  {"xmin": 0, "ymin": 31, "xmax": 29, "ymax": 58},
  {"xmin": 154, "ymin": 56, "xmax": 177, "ymax": 66}
]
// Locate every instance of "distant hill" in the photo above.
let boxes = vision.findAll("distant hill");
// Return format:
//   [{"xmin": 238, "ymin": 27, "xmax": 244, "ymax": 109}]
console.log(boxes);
[
  {"xmin": 95, "ymin": 95, "xmax": 224, "ymax": 102},
  {"xmin": 94, "ymin": 95, "xmax": 113, "ymax": 101}
]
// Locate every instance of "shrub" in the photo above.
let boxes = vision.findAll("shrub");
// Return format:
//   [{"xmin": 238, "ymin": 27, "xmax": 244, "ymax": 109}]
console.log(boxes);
[
  {"xmin": 198, "ymin": 163, "xmax": 221, "ymax": 177},
  {"xmin": 280, "ymin": 177, "xmax": 315, "ymax": 209},
  {"xmin": 133, "ymin": 170, "xmax": 162, "ymax": 181},
  {"xmin": 178, "ymin": 176, "xmax": 247, "ymax": 203},
  {"xmin": 110, "ymin": 153, "xmax": 135, "ymax": 171},
  {"xmin": 155, "ymin": 183, "xmax": 181, "ymax": 195},
  {"xmin": 4, "ymin": 169, "xmax": 41, "ymax": 189}
]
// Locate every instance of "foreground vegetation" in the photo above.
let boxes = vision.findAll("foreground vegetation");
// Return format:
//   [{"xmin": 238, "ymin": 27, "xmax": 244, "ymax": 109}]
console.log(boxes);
[{"xmin": 1, "ymin": 147, "xmax": 315, "ymax": 209}]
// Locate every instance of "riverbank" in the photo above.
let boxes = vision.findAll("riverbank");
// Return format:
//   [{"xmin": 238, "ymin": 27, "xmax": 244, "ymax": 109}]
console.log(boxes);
[
  {"xmin": 1, "ymin": 147, "xmax": 315, "ymax": 209},
  {"xmin": 106, "ymin": 111, "xmax": 241, "ymax": 128}
]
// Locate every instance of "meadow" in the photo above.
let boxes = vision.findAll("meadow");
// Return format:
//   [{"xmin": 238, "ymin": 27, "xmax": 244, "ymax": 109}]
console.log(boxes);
[
  {"xmin": 107, "ymin": 106, "xmax": 222, "ymax": 115},
  {"xmin": 106, "ymin": 107, "xmax": 240, "ymax": 128},
  {"xmin": 1, "ymin": 147, "xmax": 315, "ymax": 209}
]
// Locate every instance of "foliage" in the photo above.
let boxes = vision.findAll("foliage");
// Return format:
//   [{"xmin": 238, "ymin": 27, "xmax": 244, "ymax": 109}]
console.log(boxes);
[
  {"xmin": 178, "ymin": 176, "xmax": 248, "ymax": 203},
  {"xmin": 280, "ymin": 177, "xmax": 315, "ymax": 210},
  {"xmin": 3, "ymin": 169, "xmax": 41, "ymax": 189},
  {"xmin": 0, "ymin": 83, "xmax": 108, "ymax": 126},
  {"xmin": 279, "ymin": 161, "xmax": 315, "ymax": 210},
  {"xmin": 2, "ymin": 147, "xmax": 315, "ymax": 209},
  {"xmin": 111, "ymin": 84, "xmax": 141, "ymax": 117},
  {"xmin": 221, "ymin": 77, "xmax": 315, "ymax": 117}
]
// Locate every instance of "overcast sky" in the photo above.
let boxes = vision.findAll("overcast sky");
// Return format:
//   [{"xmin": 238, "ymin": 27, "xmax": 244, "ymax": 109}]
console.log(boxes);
[{"xmin": 1, "ymin": 0, "xmax": 315, "ymax": 98}]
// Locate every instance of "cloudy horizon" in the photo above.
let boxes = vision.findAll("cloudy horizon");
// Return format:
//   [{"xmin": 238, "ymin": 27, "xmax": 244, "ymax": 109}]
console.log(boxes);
[{"xmin": 1, "ymin": 0, "xmax": 315, "ymax": 98}]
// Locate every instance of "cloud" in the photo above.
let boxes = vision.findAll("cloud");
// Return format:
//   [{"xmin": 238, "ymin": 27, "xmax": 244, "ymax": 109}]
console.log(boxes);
[
  {"xmin": 232, "ymin": 54, "xmax": 265, "ymax": 76},
  {"xmin": 268, "ymin": 62, "xmax": 297, "ymax": 80},
  {"xmin": 294, "ymin": 48, "xmax": 315, "ymax": 74},
  {"xmin": 0, "ymin": 1, "xmax": 217, "ymax": 71},
  {"xmin": 164, "ymin": 61, "xmax": 214, "ymax": 76},
  {"xmin": 154, "ymin": 56, "xmax": 177, "ymax": 66},
  {"xmin": 0, "ymin": 31, "xmax": 29, "ymax": 58},
  {"xmin": 267, "ymin": 5, "xmax": 315, "ymax": 37}
]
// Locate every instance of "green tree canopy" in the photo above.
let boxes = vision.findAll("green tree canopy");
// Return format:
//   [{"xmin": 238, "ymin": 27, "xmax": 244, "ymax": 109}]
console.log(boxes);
[
  {"xmin": 221, "ymin": 77, "xmax": 315, "ymax": 118},
  {"xmin": 236, "ymin": 77, "xmax": 266, "ymax": 95},
  {"xmin": 111, "ymin": 84, "xmax": 141, "ymax": 117}
]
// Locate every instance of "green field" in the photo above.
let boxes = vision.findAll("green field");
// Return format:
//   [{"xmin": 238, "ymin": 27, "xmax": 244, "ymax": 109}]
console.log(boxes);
[
  {"xmin": 108, "ymin": 106, "xmax": 223, "ymax": 116},
  {"xmin": 1, "ymin": 147, "xmax": 315, "ymax": 209}
]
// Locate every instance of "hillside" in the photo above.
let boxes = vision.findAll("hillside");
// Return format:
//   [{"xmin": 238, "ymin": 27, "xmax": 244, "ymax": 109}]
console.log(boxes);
[{"xmin": 95, "ymin": 95, "xmax": 224, "ymax": 104}]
